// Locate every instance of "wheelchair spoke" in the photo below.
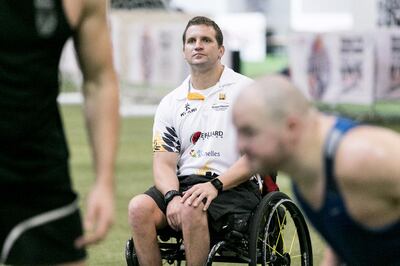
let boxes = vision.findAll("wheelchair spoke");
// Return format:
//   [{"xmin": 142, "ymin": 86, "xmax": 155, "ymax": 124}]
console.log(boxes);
[
  {"xmin": 274, "ymin": 209, "xmax": 288, "ymax": 253},
  {"xmin": 265, "ymin": 242, "xmax": 284, "ymax": 258},
  {"xmin": 289, "ymin": 228, "xmax": 297, "ymax": 255}
]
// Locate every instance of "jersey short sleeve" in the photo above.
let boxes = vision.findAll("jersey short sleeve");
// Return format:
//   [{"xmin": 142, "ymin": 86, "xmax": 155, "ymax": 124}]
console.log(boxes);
[{"xmin": 152, "ymin": 97, "xmax": 181, "ymax": 153}]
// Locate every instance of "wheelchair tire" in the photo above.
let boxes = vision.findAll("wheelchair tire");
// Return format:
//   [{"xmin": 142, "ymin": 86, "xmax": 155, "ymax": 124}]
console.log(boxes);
[
  {"xmin": 125, "ymin": 238, "xmax": 139, "ymax": 266},
  {"xmin": 248, "ymin": 191, "xmax": 312, "ymax": 266}
]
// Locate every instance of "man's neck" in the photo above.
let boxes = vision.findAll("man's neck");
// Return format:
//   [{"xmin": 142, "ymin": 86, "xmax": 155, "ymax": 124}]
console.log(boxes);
[
  {"xmin": 283, "ymin": 111, "xmax": 327, "ymax": 185},
  {"xmin": 190, "ymin": 64, "xmax": 224, "ymax": 90},
  {"xmin": 286, "ymin": 113, "xmax": 337, "ymax": 210}
]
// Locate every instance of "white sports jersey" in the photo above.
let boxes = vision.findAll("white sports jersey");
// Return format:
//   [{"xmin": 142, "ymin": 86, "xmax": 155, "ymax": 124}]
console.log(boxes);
[{"xmin": 153, "ymin": 66, "xmax": 253, "ymax": 176}]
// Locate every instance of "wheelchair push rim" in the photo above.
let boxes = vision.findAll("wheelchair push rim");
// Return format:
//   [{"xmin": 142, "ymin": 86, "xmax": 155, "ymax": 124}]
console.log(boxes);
[{"xmin": 248, "ymin": 191, "xmax": 313, "ymax": 266}]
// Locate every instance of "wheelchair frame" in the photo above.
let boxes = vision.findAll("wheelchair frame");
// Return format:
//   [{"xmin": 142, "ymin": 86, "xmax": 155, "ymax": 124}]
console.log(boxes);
[{"xmin": 126, "ymin": 191, "xmax": 313, "ymax": 265}]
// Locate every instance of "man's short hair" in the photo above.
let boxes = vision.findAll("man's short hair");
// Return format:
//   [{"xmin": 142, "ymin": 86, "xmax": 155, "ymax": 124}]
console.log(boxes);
[{"xmin": 182, "ymin": 16, "xmax": 223, "ymax": 47}]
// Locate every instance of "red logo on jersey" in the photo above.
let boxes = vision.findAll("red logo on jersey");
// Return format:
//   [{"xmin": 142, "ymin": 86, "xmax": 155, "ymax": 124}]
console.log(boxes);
[{"xmin": 190, "ymin": 131, "xmax": 201, "ymax": 144}]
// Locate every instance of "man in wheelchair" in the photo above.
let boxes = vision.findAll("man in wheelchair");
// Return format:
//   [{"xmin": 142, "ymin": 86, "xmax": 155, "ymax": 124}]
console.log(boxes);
[{"xmin": 127, "ymin": 16, "xmax": 273, "ymax": 265}]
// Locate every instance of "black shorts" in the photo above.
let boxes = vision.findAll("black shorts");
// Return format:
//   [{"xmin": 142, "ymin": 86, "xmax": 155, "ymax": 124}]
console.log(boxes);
[
  {"xmin": 145, "ymin": 174, "xmax": 261, "ymax": 231},
  {"xmin": 0, "ymin": 119, "xmax": 86, "ymax": 264},
  {"xmin": 0, "ymin": 184, "xmax": 86, "ymax": 265}
]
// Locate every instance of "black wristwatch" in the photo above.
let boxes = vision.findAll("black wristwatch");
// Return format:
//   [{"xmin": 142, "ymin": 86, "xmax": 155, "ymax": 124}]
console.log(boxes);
[
  {"xmin": 210, "ymin": 178, "xmax": 223, "ymax": 193},
  {"xmin": 164, "ymin": 190, "xmax": 181, "ymax": 206}
]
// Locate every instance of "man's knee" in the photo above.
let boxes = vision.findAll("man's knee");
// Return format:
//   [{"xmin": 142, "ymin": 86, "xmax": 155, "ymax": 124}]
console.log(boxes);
[
  {"xmin": 128, "ymin": 194, "xmax": 157, "ymax": 228},
  {"xmin": 180, "ymin": 204, "xmax": 207, "ymax": 228}
]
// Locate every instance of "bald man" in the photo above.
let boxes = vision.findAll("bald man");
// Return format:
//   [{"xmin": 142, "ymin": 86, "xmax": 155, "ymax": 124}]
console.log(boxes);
[{"xmin": 233, "ymin": 75, "xmax": 400, "ymax": 265}]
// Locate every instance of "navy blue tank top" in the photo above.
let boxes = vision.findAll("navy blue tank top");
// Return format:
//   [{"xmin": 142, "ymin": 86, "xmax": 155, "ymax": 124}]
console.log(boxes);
[{"xmin": 293, "ymin": 117, "xmax": 400, "ymax": 265}]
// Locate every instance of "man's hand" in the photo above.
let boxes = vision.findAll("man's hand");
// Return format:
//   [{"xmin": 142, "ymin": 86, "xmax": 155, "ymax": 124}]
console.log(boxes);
[
  {"xmin": 181, "ymin": 182, "xmax": 218, "ymax": 211},
  {"xmin": 75, "ymin": 182, "xmax": 114, "ymax": 248},
  {"xmin": 166, "ymin": 196, "xmax": 183, "ymax": 231}
]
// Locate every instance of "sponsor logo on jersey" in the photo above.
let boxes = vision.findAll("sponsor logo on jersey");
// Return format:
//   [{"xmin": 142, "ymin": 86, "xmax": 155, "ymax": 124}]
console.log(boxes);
[
  {"xmin": 190, "ymin": 131, "xmax": 202, "ymax": 144},
  {"xmin": 153, "ymin": 127, "xmax": 181, "ymax": 152},
  {"xmin": 189, "ymin": 149, "xmax": 221, "ymax": 158},
  {"xmin": 180, "ymin": 103, "xmax": 197, "ymax": 117},
  {"xmin": 190, "ymin": 131, "xmax": 224, "ymax": 144},
  {"xmin": 211, "ymin": 102, "xmax": 229, "ymax": 111}
]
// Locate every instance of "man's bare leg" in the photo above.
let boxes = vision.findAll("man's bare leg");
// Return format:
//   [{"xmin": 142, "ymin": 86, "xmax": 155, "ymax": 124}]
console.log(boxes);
[
  {"xmin": 181, "ymin": 204, "xmax": 210, "ymax": 266},
  {"xmin": 128, "ymin": 194, "xmax": 166, "ymax": 265}
]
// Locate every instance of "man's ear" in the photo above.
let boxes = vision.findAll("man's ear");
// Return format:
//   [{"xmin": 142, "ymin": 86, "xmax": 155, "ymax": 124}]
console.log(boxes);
[
  {"xmin": 286, "ymin": 115, "xmax": 301, "ymax": 143},
  {"xmin": 218, "ymin": 45, "xmax": 225, "ymax": 59},
  {"xmin": 287, "ymin": 116, "xmax": 298, "ymax": 131}
]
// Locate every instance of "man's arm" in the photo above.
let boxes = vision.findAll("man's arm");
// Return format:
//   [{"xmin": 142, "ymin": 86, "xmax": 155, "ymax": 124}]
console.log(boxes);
[
  {"xmin": 73, "ymin": 0, "xmax": 119, "ymax": 247},
  {"xmin": 218, "ymin": 155, "xmax": 255, "ymax": 190},
  {"xmin": 181, "ymin": 155, "xmax": 255, "ymax": 211},
  {"xmin": 336, "ymin": 126, "xmax": 400, "ymax": 227},
  {"xmin": 153, "ymin": 152, "xmax": 179, "ymax": 195},
  {"xmin": 338, "ymin": 127, "xmax": 400, "ymax": 201},
  {"xmin": 153, "ymin": 152, "xmax": 182, "ymax": 230}
]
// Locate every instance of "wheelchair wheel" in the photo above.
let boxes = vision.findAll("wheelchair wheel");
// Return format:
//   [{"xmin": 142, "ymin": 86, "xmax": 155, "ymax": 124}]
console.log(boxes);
[
  {"xmin": 248, "ymin": 191, "xmax": 312, "ymax": 266},
  {"xmin": 125, "ymin": 238, "xmax": 139, "ymax": 266}
]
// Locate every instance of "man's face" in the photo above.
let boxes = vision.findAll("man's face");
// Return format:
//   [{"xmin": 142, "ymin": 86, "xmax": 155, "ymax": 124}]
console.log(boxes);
[
  {"xmin": 233, "ymin": 101, "xmax": 287, "ymax": 173},
  {"xmin": 183, "ymin": 25, "xmax": 224, "ymax": 68}
]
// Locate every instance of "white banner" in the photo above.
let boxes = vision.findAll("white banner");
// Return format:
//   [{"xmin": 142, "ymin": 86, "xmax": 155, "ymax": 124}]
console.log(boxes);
[
  {"xmin": 107, "ymin": 11, "xmax": 190, "ymax": 88},
  {"xmin": 377, "ymin": 0, "xmax": 400, "ymax": 28},
  {"xmin": 60, "ymin": 11, "xmax": 192, "ymax": 91},
  {"xmin": 60, "ymin": 10, "xmax": 238, "ymax": 92},
  {"xmin": 289, "ymin": 32, "xmax": 375, "ymax": 105},
  {"xmin": 375, "ymin": 29, "xmax": 400, "ymax": 99}
]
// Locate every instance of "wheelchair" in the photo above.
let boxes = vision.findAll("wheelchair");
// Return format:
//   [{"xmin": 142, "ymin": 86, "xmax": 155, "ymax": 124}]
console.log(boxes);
[{"xmin": 125, "ymin": 178, "xmax": 313, "ymax": 265}]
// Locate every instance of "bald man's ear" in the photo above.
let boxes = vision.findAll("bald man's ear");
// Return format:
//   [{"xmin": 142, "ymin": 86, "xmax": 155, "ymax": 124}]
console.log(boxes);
[
  {"xmin": 286, "ymin": 115, "xmax": 301, "ymax": 142},
  {"xmin": 287, "ymin": 116, "xmax": 297, "ymax": 130}
]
